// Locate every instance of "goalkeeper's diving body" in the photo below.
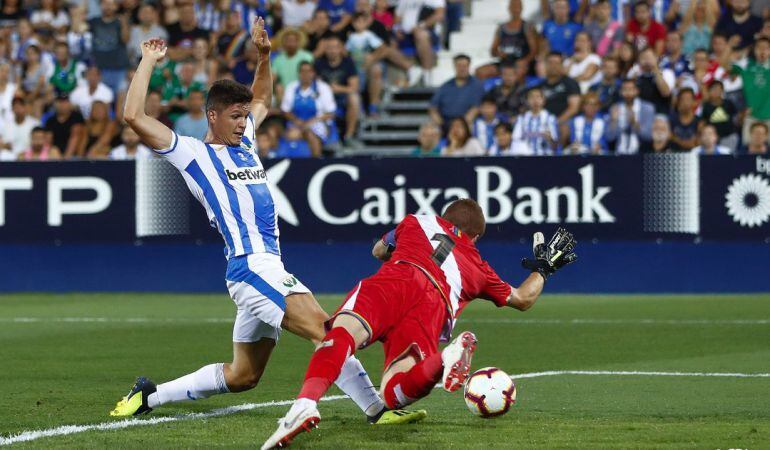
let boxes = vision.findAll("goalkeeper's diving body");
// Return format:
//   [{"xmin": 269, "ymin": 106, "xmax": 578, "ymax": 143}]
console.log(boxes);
[
  {"xmin": 262, "ymin": 199, "xmax": 578, "ymax": 449},
  {"xmin": 110, "ymin": 18, "xmax": 423, "ymax": 425}
]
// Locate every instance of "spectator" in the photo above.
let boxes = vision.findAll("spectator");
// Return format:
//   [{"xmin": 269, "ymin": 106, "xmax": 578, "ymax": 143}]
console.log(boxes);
[
  {"xmin": 589, "ymin": 56, "xmax": 621, "ymax": 114},
  {"xmin": 484, "ymin": 0, "xmax": 536, "ymax": 76},
  {"xmin": 566, "ymin": 92, "xmax": 606, "ymax": 154},
  {"xmin": 393, "ymin": 0, "xmax": 445, "ymax": 79},
  {"xmin": 215, "ymin": 11, "xmax": 248, "ymax": 65},
  {"xmin": 66, "ymin": 7, "xmax": 93, "ymax": 62},
  {"xmin": 145, "ymin": 90, "xmax": 173, "ymax": 128},
  {"xmin": 163, "ymin": 62, "xmax": 205, "ymax": 121},
  {"xmin": 0, "ymin": 62, "xmax": 17, "ymax": 121},
  {"xmin": 190, "ymin": 38, "xmax": 215, "ymax": 86},
  {"xmin": 541, "ymin": 0, "xmax": 582, "ymax": 57},
  {"xmin": 21, "ymin": 45, "xmax": 50, "ymax": 116},
  {"xmin": 193, "ymin": 0, "xmax": 224, "ymax": 32},
  {"xmin": 730, "ymin": 37, "xmax": 770, "ymax": 145},
  {"xmin": 280, "ymin": 0, "xmax": 317, "ymax": 28},
  {"xmin": 272, "ymin": 28, "xmax": 314, "ymax": 97},
  {"xmin": 744, "ymin": 122, "xmax": 769, "ymax": 154},
  {"xmin": 372, "ymin": 0, "xmax": 394, "ymax": 30},
  {"xmin": 650, "ymin": 114, "xmax": 673, "ymax": 152},
  {"xmin": 346, "ymin": 12, "xmax": 385, "ymax": 114},
  {"xmin": 128, "ymin": 3, "xmax": 168, "ymax": 64},
  {"xmin": 174, "ymin": 89, "xmax": 208, "ymax": 140},
  {"xmin": 485, "ymin": 61, "xmax": 526, "ymax": 122},
  {"xmin": 565, "ymin": 31, "xmax": 601, "ymax": 93},
  {"xmin": 441, "ymin": 117, "xmax": 485, "ymax": 156},
  {"xmin": 584, "ymin": 0, "xmax": 623, "ymax": 57},
  {"xmin": 649, "ymin": 0, "xmax": 680, "ymax": 27},
  {"xmin": 692, "ymin": 124, "xmax": 731, "ymax": 154},
  {"xmin": 109, "ymin": 126, "xmax": 152, "ymax": 159},
  {"xmin": 681, "ymin": 0, "xmax": 717, "ymax": 57},
  {"xmin": 473, "ymin": 98, "xmax": 501, "ymax": 151},
  {"xmin": 511, "ymin": 87, "xmax": 559, "ymax": 156},
  {"xmin": 80, "ymin": 100, "xmax": 117, "ymax": 158},
  {"xmin": 539, "ymin": 51, "xmax": 581, "ymax": 145},
  {"xmin": 699, "ymin": 80, "xmax": 739, "ymax": 152},
  {"xmin": 70, "ymin": 65, "xmax": 114, "ymax": 118},
  {"xmin": 411, "ymin": 121, "xmax": 442, "ymax": 156},
  {"xmin": 306, "ymin": 9, "xmax": 343, "ymax": 58},
  {"xmin": 629, "ymin": 47, "xmax": 674, "ymax": 114},
  {"xmin": 256, "ymin": 129, "xmax": 278, "ymax": 158},
  {"xmin": 12, "ymin": 19, "xmax": 37, "ymax": 62},
  {"xmin": 88, "ymin": 0, "xmax": 130, "ymax": 95},
  {"xmin": 318, "ymin": 0, "xmax": 355, "ymax": 32},
  {"xmin": 0, "ymin": 0, "xmax": 25, "ymax": 28},
  {"xmin": 429, "ymin": 54, "xmax": 485, "ymax": 132},
  {"xmin": 275, "ymin": 126, "xmax": 314, "ymax": 158},
  {"xmin": 229, "ymin": 0, "xmax": 274, "ymax": 35},
  {"xmin": 669, "ymin": 88, "xmax": 699, "ymax": 151},
  {"xmin": 488, "ymin": 122, "xmax": 515, "ymax": 156},
  {"xmin": 0, "ymin": 98, "xmax": 39, "ymax": 159},
  {"xmin": 45, "ymin": 94, "xmax": 85, "ymax": 158},
  {"xmin": 18, "ymin": 127, "xmax": 62, "ymax": 161},
  {"xmin": 280, "ymin": 61, "xmax": 336, "ymax": 157},
  {"xmin": 714, "ymin": 0, "xmax": 762, "ymax": 50},
  {"xmin": 752, "ymin": 0, "xmax": 770, "ymax": 20},
  {"xmin": 617, "ymin": 40, "xmax": 638, "ymax": 77},
  {"xmin": 313, "ymin": 35, "xmax": 360, "ymax": 143},
  {"xmin": 49, "ymin": 42, "xmax": 85, "ymax": 96},
  {"xmin": 606, "ymin": 78, "xmax": 655, "ymax": 154},
  {"xmin": 627, "ymin": 0, "xmax": 666, "ymax": 54},
  {"xmin": 349, "ymin": 0, "xmax": 422, "ymax": 87},
  {"xmin": 232, "ymin": 41, "xmax": 261, "ymax": 86},
  {"xmin": 660, "ymin": 31, "xmax": 690, "ymax": 79},
  {"xmin": 30, "ymin": 0, "xmax": 69, "ymax": 35},
  {"xmin": 166, "ymin": 3, "xmax": 207, "ymax": 61}
]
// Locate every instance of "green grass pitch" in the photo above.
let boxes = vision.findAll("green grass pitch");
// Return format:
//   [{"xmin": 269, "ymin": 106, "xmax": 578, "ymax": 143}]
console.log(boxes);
[{"xmin": 1, "ymin": 293, "xmax": 769, "ymax": 448}]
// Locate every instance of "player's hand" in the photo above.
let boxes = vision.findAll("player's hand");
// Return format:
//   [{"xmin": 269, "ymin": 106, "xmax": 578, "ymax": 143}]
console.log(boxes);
[
  {"xmin": 521, "ymin": 227, "xmax": 577, "ymax": 280},
  {"xmin": 251, "ymin": 16, "xmax": 271, "ymax": 56},
  {"xmin": 141, "ymin": 38, "xmax": 167, "ymax": 63}
]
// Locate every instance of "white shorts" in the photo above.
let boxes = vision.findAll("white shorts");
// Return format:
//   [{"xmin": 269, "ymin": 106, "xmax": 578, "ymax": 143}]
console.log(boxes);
[{"xmin": 225, "ymin": 253, "xmax": 310, "ymax": 343}]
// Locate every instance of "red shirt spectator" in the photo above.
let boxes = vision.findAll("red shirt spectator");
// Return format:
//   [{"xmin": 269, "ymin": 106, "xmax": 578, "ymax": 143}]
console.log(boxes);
[{"xmin": 627, "ymin": 1, "xmax": 667, "ymax": 54}]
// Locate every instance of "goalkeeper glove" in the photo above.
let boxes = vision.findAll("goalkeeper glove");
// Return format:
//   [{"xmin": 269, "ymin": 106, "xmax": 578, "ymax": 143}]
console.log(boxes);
[{"xmin": 521, "ymin": 227, "xmax": 578, "ymax": 280}]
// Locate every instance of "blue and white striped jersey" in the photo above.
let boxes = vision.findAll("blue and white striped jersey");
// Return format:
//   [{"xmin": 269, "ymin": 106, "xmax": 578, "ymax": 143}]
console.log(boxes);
[{"xmin": 154, "ymin": 114, "xmax": 280, "ymax": 259}]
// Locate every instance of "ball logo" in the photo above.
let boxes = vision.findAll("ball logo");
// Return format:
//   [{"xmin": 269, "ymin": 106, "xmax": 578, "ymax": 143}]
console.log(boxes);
[{"xmin": 725, "ymin": 174, "xmax": 770, "ymax": 228}]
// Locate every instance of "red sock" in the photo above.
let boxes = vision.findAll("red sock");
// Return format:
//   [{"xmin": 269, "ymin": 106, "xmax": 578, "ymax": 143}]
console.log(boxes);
[
  {"xmin": 383, "ymin": 353, "xmax": 443, "ymax": 409},
  {"xmin": 298, "ymin": 327, "xmax": 356, "ymax": 402}
]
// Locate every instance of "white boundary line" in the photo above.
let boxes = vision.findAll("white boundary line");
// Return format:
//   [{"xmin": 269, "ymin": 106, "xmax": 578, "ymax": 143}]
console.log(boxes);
[
  {"xmin": 2, "ymin": 317, "xmax": 769, "ymax": 325},
  {"xmin": 2, "ymin": 371, "xmax": 770, "ymax": 446}
]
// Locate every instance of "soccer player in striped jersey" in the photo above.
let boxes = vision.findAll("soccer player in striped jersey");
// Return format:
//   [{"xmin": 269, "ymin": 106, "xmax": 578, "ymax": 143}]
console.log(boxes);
[
  {"xmin": 110, "ymin": 18, "xmax": 422, "ymax": 426},
  {"xmin": 262, "ymin": 199, "xmax": 577, "ymax": 449}
]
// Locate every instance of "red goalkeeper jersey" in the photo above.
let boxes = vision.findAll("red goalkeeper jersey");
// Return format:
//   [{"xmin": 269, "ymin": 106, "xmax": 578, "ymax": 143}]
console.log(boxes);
[{"xmin": 384, "ymin": 214, "xmax": 512, "ymax": 335}]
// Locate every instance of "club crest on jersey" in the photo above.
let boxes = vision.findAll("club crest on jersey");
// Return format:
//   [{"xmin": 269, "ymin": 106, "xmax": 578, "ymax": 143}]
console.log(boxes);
[
  {"xmin": 282, "ymin": 275, "xmax": 298, "ymax": 288},
  {"xmin": 225, "ymin": 167, "xmax": 267, "ymax": 185}
]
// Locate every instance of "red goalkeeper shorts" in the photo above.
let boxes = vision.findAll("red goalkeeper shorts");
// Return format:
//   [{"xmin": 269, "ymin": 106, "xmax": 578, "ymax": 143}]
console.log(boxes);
[{"xmin": 333, "ymin": 262, "xmax": 448, "ymax": 370}]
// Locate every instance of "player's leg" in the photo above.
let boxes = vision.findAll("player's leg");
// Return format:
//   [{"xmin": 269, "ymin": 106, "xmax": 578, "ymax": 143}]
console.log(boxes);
[
  {"xmin": 282, "ymin": 292, "xmax": 386, "ymax": 418},
  {"xmin": 261, "ymin": 313, "xmax": 370, "ymax": 450}
]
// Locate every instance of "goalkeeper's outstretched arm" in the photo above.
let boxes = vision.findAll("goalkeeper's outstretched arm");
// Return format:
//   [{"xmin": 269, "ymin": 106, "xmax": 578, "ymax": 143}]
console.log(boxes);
[{"xmin": 506, "ymin": 228, "xmax": 578, "ymax": 312}]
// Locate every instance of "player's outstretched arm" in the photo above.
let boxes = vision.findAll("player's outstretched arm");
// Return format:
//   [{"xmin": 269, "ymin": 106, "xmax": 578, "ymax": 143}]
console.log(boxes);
[
  {"xmin": 508, "ymin": 228, "xmax": 578, "ymax": 311},
  {"xmin": 250, "ymin": 16, "xmax": 272, "ymax": 128},
  {"xmin": 124, "ymin": 39, "xmax": 173, "ymax": 150}
]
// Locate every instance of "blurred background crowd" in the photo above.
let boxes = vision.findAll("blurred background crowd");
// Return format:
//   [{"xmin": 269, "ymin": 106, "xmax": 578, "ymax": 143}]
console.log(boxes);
[{"xmin": 1, "ymin": 0, "xmax": 770, "ymax": 161}]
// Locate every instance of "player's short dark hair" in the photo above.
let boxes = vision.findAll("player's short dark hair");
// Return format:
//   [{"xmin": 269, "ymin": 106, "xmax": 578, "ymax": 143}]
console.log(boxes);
[
  {"xmin": 206, "ymin": 79, "xmax": 253, "ymax": 112},
  {"xmin": 442, "ymin": 199, "xmax": 486, "ymax": 239}
]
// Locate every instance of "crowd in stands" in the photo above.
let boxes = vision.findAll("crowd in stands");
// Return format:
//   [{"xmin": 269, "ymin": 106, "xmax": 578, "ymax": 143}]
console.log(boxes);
[
  {"xmin": 420, "ymin": 0, "xmax": 770, "ymax": 156},
  {"xmin": 2, "ymin": 0, "xmax": 770, "ymax": 160},
  {"xmin": 0, "ymin": 0, "xmax": 439, "ymax": 160}
]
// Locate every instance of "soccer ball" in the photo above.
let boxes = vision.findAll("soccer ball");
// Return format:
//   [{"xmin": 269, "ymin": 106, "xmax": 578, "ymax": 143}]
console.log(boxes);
[{"xmin": 463, "ymin": 367, "xmax": 516, "ymax": 417}]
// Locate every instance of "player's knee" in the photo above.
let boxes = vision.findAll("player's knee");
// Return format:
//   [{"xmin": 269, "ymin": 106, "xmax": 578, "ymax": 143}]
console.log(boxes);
[{"xmin": 228, "ymin": 368, "xmax": 264, "ymax": 392}]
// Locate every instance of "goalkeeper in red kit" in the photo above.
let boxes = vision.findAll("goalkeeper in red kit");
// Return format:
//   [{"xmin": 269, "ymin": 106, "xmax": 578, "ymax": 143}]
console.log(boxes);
[{"xmin": 262, "ymin": 199, "xmax": 577, "ymax": 449}]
